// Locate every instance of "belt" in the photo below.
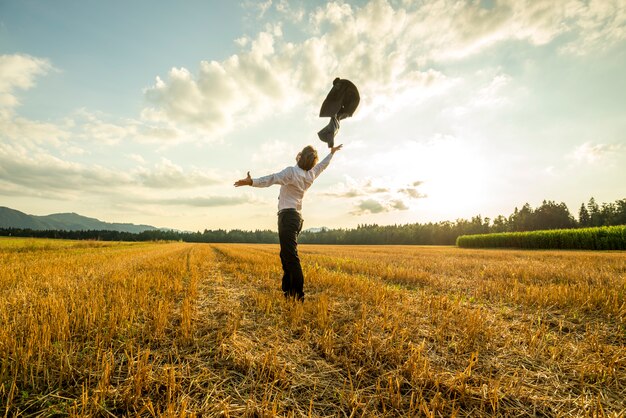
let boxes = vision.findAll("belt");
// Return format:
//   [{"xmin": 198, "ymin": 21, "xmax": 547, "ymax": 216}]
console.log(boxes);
[{"xmin": 277, "ymin": 208, "xmax": 300, "ymax": 215}]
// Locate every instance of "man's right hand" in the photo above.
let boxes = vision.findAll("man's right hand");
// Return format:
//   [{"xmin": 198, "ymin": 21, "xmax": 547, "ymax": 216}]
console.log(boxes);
[
  {"xmin": 234, "ymin": 171, "xmax": 253, "ymax": 187},
  {"xmin": 331, "ymin": 144, "xmax": 343, "ymax": 154}
]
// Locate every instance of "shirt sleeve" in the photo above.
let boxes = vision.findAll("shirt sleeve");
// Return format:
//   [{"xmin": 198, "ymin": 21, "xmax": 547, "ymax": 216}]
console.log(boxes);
[
  {"xmin": 309, "ymin": 152, "xmax": 333, "ymax": 179},
  {"xmin": 251, "ymin": 166, "xmax": 293, "ymax": 187}
]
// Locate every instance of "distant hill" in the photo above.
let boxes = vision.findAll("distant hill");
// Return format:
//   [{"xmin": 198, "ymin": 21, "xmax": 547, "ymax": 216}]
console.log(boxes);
[
  {"xmin": 304, "ymin": 227, "xmax": 328, "ymax": 233},
  {"xmin": 0, "ymin": 207, "xmax": 162, "ymax": 233}
]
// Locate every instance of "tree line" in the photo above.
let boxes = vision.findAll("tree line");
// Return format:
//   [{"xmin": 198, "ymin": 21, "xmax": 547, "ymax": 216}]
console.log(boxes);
[
  {"xmin": 1, "ymin": 197, "xmax": 624, "ymax": 245},
  {"xmin": 299, "ymin": 197, "xmax": 626, "ymax": 245}
]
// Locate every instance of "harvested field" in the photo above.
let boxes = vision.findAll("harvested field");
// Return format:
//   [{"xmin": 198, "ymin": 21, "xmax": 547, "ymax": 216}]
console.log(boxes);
[{"xmin": 1, "ymin": 238, "xmax": 625, "ymax": 416}]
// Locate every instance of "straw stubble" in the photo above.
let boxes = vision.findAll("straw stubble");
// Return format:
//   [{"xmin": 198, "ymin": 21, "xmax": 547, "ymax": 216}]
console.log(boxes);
[{"xmin": 0, "ymin": 238, "xmax": 624, "ymax": 416}]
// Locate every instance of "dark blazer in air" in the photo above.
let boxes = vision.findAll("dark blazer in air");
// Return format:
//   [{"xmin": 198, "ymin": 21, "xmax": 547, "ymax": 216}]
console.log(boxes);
[{"xmin": 319, "ymin": 78, "xmax": 360, "ymax": 120}]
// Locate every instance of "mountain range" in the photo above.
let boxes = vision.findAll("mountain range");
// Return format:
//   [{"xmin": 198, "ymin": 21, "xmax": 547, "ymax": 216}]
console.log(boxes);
[{"xmin": 0, "ymin": 206, "xmax": 162, "ymax": 233}]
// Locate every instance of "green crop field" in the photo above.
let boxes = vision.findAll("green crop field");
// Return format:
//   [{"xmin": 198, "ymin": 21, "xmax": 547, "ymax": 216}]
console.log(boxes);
[{"xmin": 457, "ymin": 225, "xmax": 626, "ymax": 250}]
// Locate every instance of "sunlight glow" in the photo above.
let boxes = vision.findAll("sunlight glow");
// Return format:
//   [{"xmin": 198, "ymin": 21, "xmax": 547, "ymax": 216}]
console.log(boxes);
[{"xmin": 391, "ymin": 137, "xmax": 490, "ymax": 220}]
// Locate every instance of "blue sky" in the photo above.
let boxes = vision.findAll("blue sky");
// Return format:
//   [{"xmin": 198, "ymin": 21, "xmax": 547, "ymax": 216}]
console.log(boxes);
[{"xmin": 1, "ymin": 0, "xmax": 625, "ymax": 231}]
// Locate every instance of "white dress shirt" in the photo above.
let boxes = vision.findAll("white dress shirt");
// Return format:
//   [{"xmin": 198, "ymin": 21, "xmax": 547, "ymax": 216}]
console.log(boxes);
[{"xmin": 252, "ymin": 153, "xmax": 333, "ymax": 211}]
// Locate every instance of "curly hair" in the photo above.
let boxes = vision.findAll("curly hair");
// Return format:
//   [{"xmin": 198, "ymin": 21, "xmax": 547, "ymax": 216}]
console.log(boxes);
[{"xmin": 297, "ymin": 145, "xmax": 318, "ymax": 171}]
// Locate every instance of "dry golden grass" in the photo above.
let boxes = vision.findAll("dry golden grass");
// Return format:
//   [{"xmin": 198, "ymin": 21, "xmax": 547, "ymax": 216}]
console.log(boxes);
[{"xmin": 0, "ymin": 237, "xmax": 624, "ymax": 417}]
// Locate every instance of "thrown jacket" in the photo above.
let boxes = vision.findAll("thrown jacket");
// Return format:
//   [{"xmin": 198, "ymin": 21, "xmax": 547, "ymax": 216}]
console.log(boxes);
[{"xmin": 319, "ymin": 78, "xmax": 360, "ymax": 120}]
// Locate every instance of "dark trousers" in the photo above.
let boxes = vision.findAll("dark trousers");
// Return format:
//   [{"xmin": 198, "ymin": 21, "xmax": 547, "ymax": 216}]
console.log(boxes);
[{"xmin": 278, "ymin": 209, "xmax": 304, "ymax": 301}]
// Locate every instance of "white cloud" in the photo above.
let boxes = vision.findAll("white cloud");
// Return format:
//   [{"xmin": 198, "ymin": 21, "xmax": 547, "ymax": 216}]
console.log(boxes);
[
  {"xmin": 141, "ymin": 1, "xmax": 455, "ymax": 138},
  {"xmin": 142, "ymin": 0, "xmax": 625, "ymax": 139},
  {"xmin": 0, "ymin": 74, "xmax": 183, "ymax": 149},
  {"xmin": 321, "ymin": 176, "xmax": 425, "ymax": 215},
  {"xmin": 75, "ymin": 109, "xmax": 138, "ymax": 145},
  {"xmin": 0, "ymin": 54, "xmax": 72, "ymax": 147},
  {"xmin": 251, "ymin": 139, "xmax": 295, "ymax": 164},
  {"xmin": 398, "ymin": 187, "xmax": 427, "ymax": 199},
  {"xmin": 0, "ymin": 113, "xmax": 71, "ymax": 146},
  {"xmin": 0, "ymin": 145, "xmax": 227, "ymax": 200},
  {"xmin": 143, "ymin": 28, "xmax": 295, "ymax": 140},
  {"xmin": 128, "ymin": 153, "xmax": 146, "ymax": 164},
  {"xmin": 472, "ymin": 73, "xmax": 512, "ymax": 108},
  {"xmin": 444, "ymin": 70, "xmax": 515, "ymax": 116},
  {"xmin": 403, "ymin": 0, "xmax": 625, "ymax": 60},
  {"xmin": 350, "ymin": 197, "xmax": 410, "ymax": 215},
  {"xmin": 135, "ymin": 158, "xmax": 221, "ymax": 189},
  {"xmin": 559, "ymin": 0, "xmax": 626, "ymax": 55},
  {"xmin": 150, "ymin": 194, "xmax": 257, "ymax": 207},
  {"xmin": 242, "ymin": 0, "xmax": 274, "ymax": 18},
  {"xmin": 390, "ymin": 199, "xmax": 409, "ymax": 210},
  {"xmin": 63, "ymin": 146, "xmax": 87, "ymax": 156},
  {"xmin": 0, "ymin": 54, "xmax": 51, "ymax": 109},
  {"xmin": 67, "ymin": 108, "xmax": 189, "ymax": 146},
  {"xmin": 275, "ymin": 0, "xmax": 305, "ymax": 22},
  {"xmin": 3, "ymin": 1, "xmax": 623, "ymax": 151},
  {"xmin": 258, "ymin": 0, "xmax": 273, "ymax": 17},
  {"xmin": 322, "ymin": 177, "xmax": 425, "ymax": 200},
  {"xmin": 351, "ymin": 198, "xmax": 387, "ymax": 214},
  {"xmin": 0, "ymin": 144, "xmax": 133, "ymax": 194},
  {"xmin": 568, "ymin": 141, "xmax": 623, "ymax": 163},
  {"xmin": 321, "ymin": 177, "xmax": 390, "ymax": 198},
  {"xmin": 0, "ymin": 142, "xmax": 254, "ymax": 213}
]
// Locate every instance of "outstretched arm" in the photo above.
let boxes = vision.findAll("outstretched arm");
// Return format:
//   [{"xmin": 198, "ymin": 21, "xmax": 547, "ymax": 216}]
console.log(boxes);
[
  {"xmin": 234, "ymin": 166, "xmax": 293, "ymax": 188},
  {"xmin": 234, "ymin": 172, "xmax": 252, "ymax": 187},
  {"xmin": 310, "ymin": 144, "xmax": 343, "ymax": 178}
]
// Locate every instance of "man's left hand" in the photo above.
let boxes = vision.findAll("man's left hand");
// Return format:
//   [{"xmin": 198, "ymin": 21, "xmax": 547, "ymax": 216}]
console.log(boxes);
[{"xmin": 234, "ymin": 171, "xmax": 253, "ymax": 187}]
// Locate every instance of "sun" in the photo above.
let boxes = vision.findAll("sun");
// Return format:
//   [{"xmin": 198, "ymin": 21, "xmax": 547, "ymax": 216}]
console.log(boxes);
[{"xmin": 404, "ymin": 137, "xmax": 491, "ymax": 220}]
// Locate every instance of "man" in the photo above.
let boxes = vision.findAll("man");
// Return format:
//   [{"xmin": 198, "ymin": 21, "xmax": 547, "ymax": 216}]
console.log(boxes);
[{"xmin": 234, "ymin": 144, "xmax": 343, "ymax": 301}]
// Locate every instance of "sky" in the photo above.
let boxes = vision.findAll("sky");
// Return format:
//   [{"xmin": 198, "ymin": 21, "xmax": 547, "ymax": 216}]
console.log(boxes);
[{"xmin": 1, "ymin": 0, "xmax": 625, "ymax": 232}]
